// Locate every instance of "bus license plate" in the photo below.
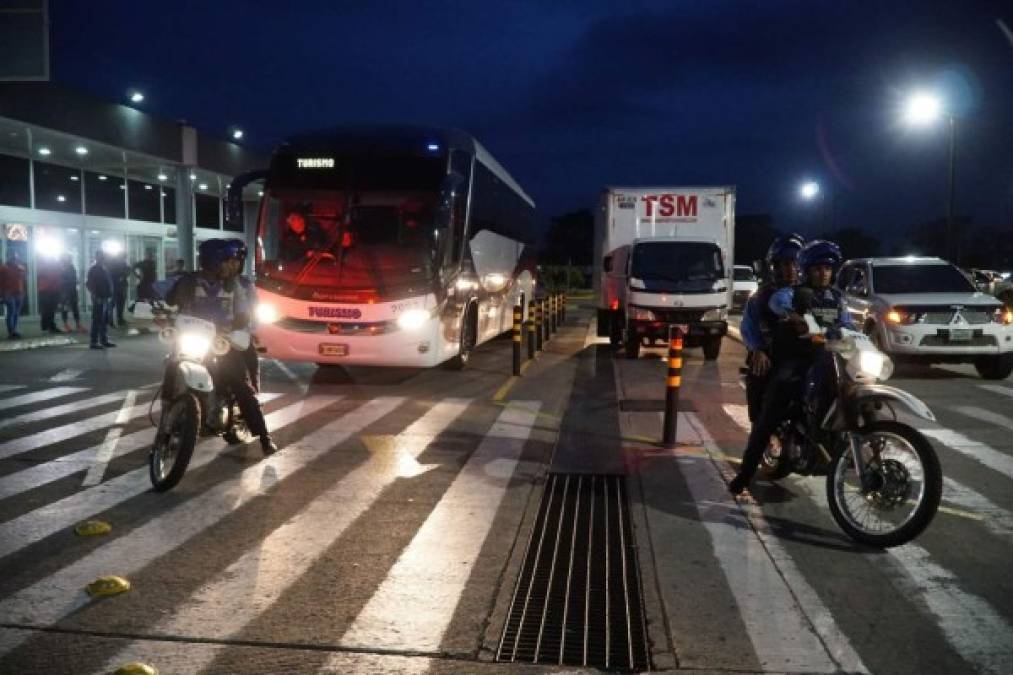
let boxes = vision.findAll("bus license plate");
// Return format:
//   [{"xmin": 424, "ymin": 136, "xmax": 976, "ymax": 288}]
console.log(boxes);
[
  {"xmin": 949, "ymin": 329, "xmax": 972, "ymax": 342},
  {"xmin": 319, "ymin": 343, "xmax": 349, "ymax": 356}
]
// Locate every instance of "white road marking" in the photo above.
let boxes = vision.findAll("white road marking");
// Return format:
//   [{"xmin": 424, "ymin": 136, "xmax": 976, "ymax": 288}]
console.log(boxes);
[
  {"xmin": 684, "ymin": 412, "xmax": 867, "ymax": 674},
  {"xmin": 0, "ymin": 391, "xmax": 126, "ymax": 432},
  {"xmin": 0, "ymin": 397, "xmax": 402, "ymax": 657},
  {"xmin": 722, "ymin": 403, "xmax": 752, "ymax": 433},
  {"xmin": 100, "ymin": 399, "xmax": 471, "ymax": 673},
  {"xmin": 977, "ymin": 383, "xmax": 1013, "ymax": 399},
  {"xmin": 0, "ymin": 394, "xmax": 316, "ymax": 560},
  {"xmin": 952, "ymin": 404, "xmax": 1013, "ymax": 432},
  {"xmin": 0, "ymin": 386, "xmax": 88, "ymax": 412},
  {"xmin": 884, "ymin": 542, "xmax": 1013, "ymax": 673},
  {"xmin": 81, "ymin": 390, "xmax": 138, "ymax": 487},
  {"xmin": 923, "ymin": 427, "xmax": 1013, "ymax": 482},
  {"xmin": 271, "ymin": 358, "xmax": 300, "ymax": 383},
  {"xmin": 0, "ymin": 384, "xmax": 26, "ymax": 393},
  {"xmin": 340, "ymin": 401, "xmax": 541, "ymax": 653},
  {"xmin": 48, "ymin": 369, "xmax": 83, "ymax": 382}
]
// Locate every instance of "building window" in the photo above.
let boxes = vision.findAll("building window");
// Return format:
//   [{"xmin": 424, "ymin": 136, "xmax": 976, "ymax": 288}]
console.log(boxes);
[
  {"xmin": 0, "ymin": 154, "xmax": 30, "ymax": 207},
  {"xmin": 162, "ymin": 187, "xmax": 176, "ymax": 224},
  {"xmin": 84, "ymin": 171, "xmax": 125, "ymax": 218},
  {"xmin": 127, "ymin": 179, "xmax": 160, "ymax": 222},
  {"xmin": 195, "ymin": 193, "xmax": 220, "ymax": 229},
  {"xmin": 33, "ymin": 161, "xmax": 82, "ymax": 213}
]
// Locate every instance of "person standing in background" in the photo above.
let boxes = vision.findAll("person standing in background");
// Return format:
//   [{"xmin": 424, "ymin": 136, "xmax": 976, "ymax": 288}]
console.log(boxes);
[
  {"xmin": 133, "ymin": 251, "xmax": 158, "ymax": 303},
  {"xmin": 37, "ymin": 256, "xmax": 63, "ymax": 334},
  {"xmin": 0, "ymin": 251, "xmax": 27, "ymax": 339},
  {"xmin": 86, "ymin": 250, "xmax": 115, "ymax": 349},
  {"xmin": 108, "ymin": 253, "xmax": 131, "ymax": 327},
  {"xmin": 60, "ymin": 252, "xmax": 84, "ymax": 333}
]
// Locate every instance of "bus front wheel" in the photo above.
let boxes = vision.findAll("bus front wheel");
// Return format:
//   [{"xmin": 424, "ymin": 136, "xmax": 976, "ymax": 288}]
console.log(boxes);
[{"xmin": 445, "ymin": 304, "xmax": 478, "ymax": 371}]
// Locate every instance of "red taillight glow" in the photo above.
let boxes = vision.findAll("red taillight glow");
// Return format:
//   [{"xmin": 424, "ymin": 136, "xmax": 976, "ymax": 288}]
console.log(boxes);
[{"xmin": 610, "ymin": 299, "xmax": 619, "ymax": 310}]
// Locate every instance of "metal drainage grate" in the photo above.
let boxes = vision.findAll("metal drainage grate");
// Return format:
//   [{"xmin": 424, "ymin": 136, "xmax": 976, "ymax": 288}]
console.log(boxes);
[{"xmin": 497, "ymin": 473, "xmax": 651, "ymax": 671}]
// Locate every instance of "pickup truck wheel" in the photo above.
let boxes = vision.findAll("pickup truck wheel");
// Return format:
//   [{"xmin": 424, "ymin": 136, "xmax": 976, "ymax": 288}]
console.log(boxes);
[
  {"xmin": 974, "ymin": 354, "xmax": 1013, "ymax": 380},
  {"xmin": 702, "ymin": 335, "xmax": 722, "ymax": 360}
]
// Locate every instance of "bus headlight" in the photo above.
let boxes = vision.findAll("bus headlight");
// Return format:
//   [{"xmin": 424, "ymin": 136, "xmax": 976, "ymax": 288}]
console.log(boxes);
[
  {"xmin": 397, "ymin": 309, "xmax": 431, "ymax": 331},
  {"xmin": 255, "ymin": 302, "xmax": 280, "ymax": 324},
  {"xmin": 179, "ymin": 332, "xmax": 211, "ymax": 359}
]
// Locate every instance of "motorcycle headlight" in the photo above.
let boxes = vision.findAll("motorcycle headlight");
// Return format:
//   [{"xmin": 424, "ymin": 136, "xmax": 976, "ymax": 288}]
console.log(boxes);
[
  {"xmin": 630, "ymin": 306, "xmax": 657, "ymax": 321},
  {"xmin": 858, "ymin": 349, "xmax": 893, "ymax": 381},
  {"xmin": 255, "ymin": 302, "xmax": 280, "ymax": 324},
  {"xmin": 179, "ymin": 332, "xmax": 211, "ymax": 359},
  {"xmin": 396, "ymin": 308, "xmax": 431, "ymax": 331}
]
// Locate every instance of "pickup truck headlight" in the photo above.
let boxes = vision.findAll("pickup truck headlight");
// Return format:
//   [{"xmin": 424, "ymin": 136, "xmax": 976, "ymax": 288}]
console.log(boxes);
[
  {"xmin": 701, "ymin": 307, "xmax": 728, "ymax": 322},
  {"xmin": 630, "ymin": 306, "xmax": 657, "ymax": 321}
]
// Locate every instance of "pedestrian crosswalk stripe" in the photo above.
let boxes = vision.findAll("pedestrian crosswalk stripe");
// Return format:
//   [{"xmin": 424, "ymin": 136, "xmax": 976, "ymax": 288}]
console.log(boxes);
[
  {"xmin": 340, "ymin": 401, "xmax": 541, "ymax": 653},
  {"xmin": 682, "ymin": 412, "xmax": 867, "ymax": 674},
  {"xmin": 952, "ymin": 404, "xmax": 1013, "ymax": 433},
  {"xmin": 100, "ymin": 398, "xmax": 471, "ymax": 673},
  {"xmin": 0, "ymin": 384, "xmax": 26, "ymax": 394},
  {"xmin": 81, "ymin": 390, "xmax": 140, "ymax": 487},
  {"xmin": 0, "ymin": 390, "xmax": 128, "ymax": 432},
  {"xmin": 976, "ymin": 383, "xmax": 1013, "ymax": 399},
  {"xmin": 0, "ymin": 397, "xmax": 403, "ymax": 655},
  {"xmin": 0, "ymin": 386, "xmax": 89, "ymax": 412},
  {"xmin": 923, "ymin": 427, "xmax": 1013, "ymax": 482},
  {"xmin": 0, "ymin": 395, "xmax": 325, "ymax": 560}
]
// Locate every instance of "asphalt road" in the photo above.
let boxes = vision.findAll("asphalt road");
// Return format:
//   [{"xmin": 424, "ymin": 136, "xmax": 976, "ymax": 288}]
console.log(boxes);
[{"xmin": 0, "ymin": 308, "xmax": 1010, "ymax": 674}]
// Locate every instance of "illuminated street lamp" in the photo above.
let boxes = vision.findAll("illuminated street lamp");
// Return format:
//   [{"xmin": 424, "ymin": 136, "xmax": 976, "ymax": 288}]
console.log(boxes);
[
  {"xmin": 231, "ymin": 127, "xmax": 244, "ymax": 141},
  {"xmin": 129, "ymin": 90, "xmax": 145, "ymax": 104},
  {"xmin": 903, "ymin": 90, "xmax": 957, "ymax": 263},
  {"xmin": 799, "ymin": 181, "xmax": 820, "ymax": 201}
]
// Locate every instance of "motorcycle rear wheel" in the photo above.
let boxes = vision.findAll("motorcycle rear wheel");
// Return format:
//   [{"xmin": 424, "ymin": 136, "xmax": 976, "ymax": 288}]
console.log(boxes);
[
  {"xmin": 150, "ymin": 394, "xmax": 200, "ymax": 492},
  {"xmin": 826, "ymin": 421, "xmax": 941, "ymax": 548}
]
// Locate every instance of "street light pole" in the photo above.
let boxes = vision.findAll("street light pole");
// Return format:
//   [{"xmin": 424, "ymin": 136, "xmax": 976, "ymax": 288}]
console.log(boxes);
[{"xmin": 946, "ymin": 114, "xmax": 957, "ymax": 265}]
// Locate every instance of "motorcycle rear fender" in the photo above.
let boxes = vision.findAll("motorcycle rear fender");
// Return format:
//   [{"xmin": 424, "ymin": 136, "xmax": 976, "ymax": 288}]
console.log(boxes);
[
  {"xmin": 851, "ymin": 383, "xmax": 935, "ymax": 423},
  {"xmin": 177, "ymin": 361, "xmax": 214, "ymax": 395}
]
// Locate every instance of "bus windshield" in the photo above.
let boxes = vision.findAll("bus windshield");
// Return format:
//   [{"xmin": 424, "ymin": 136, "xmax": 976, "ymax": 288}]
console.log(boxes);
[{"xmin": 259, "ymin": 155, "xmax": 449, "ymax": 293}]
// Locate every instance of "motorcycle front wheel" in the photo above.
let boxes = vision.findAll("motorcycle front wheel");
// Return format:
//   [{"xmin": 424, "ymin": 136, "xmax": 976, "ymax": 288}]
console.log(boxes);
[
  {"xmin": 826, "ymin": 421, "xmax": 942, "ymax": 548},
  {"xmin": 149, "ymin": 393, "xmax": 200, "ymax": 492}
]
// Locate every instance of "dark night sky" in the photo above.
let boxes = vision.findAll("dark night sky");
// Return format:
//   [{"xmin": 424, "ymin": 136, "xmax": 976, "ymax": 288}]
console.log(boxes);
[{"xmin": 48, "ymin": 1, "xmax": 1013, "ymax": 243}]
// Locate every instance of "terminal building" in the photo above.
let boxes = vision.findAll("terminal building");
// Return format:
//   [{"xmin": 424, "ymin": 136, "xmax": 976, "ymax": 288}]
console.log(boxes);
[{"xmin": 0, "ymin": 82, "xmax": 267, "ymax": 322}]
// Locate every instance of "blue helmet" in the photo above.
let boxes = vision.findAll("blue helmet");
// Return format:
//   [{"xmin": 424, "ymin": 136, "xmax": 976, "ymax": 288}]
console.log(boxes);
[
  {"xmin": 224, "ymin": 238, "xmax": 248, "ymax": 260},
  {"xmin": 197, "ymin": 238, "xmax": 233, "ymax": 272},
  {"xmin": 798, "ymin": 239, "xmax": 842, "ymax": 272},
  {"xmin": 765, "ymin": 233, "xmax": 805, "ymax": 267}
]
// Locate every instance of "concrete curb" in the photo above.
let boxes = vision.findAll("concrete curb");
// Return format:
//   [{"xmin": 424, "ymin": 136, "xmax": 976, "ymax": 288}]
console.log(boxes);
[{"xmin": 0, "ymin": 327, "xmax": 145, "ymax": 353}]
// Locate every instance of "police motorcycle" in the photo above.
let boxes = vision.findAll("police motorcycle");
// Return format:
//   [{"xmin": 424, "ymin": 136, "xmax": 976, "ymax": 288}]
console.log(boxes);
[
  {"xmin": 133, "ymin": 300, "xmax": 255, "ymax": 492},
  {"xmin": 760, "ymin": 290, "xmax": 942, "ymax": 548}
]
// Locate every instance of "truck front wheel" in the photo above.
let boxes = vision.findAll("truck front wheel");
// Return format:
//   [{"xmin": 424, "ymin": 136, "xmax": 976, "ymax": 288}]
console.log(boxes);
[{"xmin": 703, "ymin": 335, "xmax": 722, "ymax": 360}]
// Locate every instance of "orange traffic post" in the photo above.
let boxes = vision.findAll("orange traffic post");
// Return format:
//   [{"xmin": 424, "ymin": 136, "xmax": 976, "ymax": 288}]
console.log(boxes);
[
  {"xmin": 512, "ymin": 304, "xmax": 522, "ymax": 375},
  {"xmin": 526, "ymin": 301, "xmax": 536, "ymax": 360},
  {"xmin": 549, "ymin": 294, "xmax": 557, "ymax": 334},
  {"xmin": 662, "ymin": 326, "xmax": 683, "ymax": 447}
]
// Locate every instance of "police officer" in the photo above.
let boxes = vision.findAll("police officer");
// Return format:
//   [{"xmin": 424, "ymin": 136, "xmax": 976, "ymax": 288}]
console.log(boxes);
[
  {"xmin": 741, "ymin": 234, "xmax": 805, "ymax": 422},
  {"xmin": 730, "ymin": 239, "xmax": 854, "ymax": 495},
  {"xmin": 168, "ymin": 239, "xmax": 278, "ymax": 455},
  {"xmin": 223, "ymin": 238, "xmax": 261, "ymax": 392}
]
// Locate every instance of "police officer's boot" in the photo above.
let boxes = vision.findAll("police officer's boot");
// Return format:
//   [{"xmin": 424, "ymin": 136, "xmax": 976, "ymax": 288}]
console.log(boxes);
[{"xmin": 260, "ymin": 434, "xmax": 278, "ymax": 455}]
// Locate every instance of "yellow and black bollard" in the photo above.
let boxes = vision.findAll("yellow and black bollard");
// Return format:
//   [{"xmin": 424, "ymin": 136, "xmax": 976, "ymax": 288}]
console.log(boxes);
[
  {"xmin": 662, "ymin": 326, "xmax": 683, "ymax": 447},
  {"xmin": 562, "ymin": 292, "xmax": 567, "ymax": 322},
  {"xmin": 549, "ymin": 294, "xmax": 557, "ymax": 334},
  {"xmin": 527, "ymin": 301, "xmax": 536, "ymax": 360},
  {"xmin": 542, "ymin": 299, "xmax": 550, "ymax": 344},
  {"xmin": 535, "ymin": 300, "xmax": 544, "ymax": 352},
  {"xmin": 512, "ymin": 304, "xmax": 522, "ymax": 375}
]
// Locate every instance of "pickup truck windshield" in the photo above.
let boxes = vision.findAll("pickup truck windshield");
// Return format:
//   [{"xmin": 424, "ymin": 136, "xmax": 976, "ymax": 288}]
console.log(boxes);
[
  {"xmin": 872, "ymin": 264, "xmax": 975, "ymax": 294},
  {"xmin": 733, "ymin": 267, "xmax": 755, "ymax": 281},
  {"xmin": 631, "ymin": 242, "xmax": 724, "ymax": 292}
]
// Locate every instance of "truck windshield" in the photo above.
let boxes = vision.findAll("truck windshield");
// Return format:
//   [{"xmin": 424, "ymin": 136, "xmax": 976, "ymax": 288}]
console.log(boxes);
[
  {"xmin": 872, "ymin": 264, "xmax": 975, "ymax": 294},
  {"xmin": 631, "ymin": 242, "xmax": 725, "ymax": 292},
  {"xmin": 733, "ymin": 267, "xmax": 754, "ymax": 281}
]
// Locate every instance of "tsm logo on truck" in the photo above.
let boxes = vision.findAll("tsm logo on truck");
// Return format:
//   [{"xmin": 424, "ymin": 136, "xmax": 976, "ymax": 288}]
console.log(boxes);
[{"xmin": 640, "ymin": 195, "xmax": 698, "ymax": 218}]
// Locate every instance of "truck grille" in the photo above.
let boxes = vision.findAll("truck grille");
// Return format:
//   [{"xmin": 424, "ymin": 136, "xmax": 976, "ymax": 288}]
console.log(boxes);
[{"xmin": 920, "ymin": 334, "xmax": 997, "ymax": 347}]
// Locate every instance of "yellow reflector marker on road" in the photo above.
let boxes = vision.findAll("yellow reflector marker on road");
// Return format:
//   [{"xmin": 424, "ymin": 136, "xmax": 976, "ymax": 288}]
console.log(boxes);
[
  {"xmin": 113, "ymin": 662, "xmax": 159, "ymax": 675},
  {"xmin": 74, "ymin": 520, "xmax": 112, "ymax": 537},
  {"xmin": 86, "ymin": 575, "xmax": 130, "ymax": 597}
]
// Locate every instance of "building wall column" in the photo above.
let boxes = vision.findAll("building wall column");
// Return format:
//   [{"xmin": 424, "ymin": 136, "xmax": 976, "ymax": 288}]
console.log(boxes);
[{"xmin": 175, "ymin": 124, "xmax": 198, "ymax": 270}]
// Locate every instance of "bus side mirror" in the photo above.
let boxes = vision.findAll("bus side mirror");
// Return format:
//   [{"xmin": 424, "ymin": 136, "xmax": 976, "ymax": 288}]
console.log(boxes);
[
  {"xmin": 438, "ymin": 172, "xmax": 466, "ymax": 225},
  {"xmin": 225, "ymin": 169, "xmax": 268, "ymax": 230},
  {"xmin": 603, "ymin": 255, "xmax": 613, "ymax": 272}
]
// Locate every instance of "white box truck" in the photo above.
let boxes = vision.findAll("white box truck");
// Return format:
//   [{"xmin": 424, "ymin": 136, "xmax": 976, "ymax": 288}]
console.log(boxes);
[{"xmin": 593, "ymin": 186, "xmax": 735, "ymax": 359}]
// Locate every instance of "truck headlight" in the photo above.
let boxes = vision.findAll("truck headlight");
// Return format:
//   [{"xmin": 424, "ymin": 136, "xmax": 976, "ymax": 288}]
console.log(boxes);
[
  {"xmin": 179, "ymin": 332, "xmax": 211, "ymax": 359},
  {"xmin": 630, "ymin": 306, "xmax": 657, "ymax": 321},
  {"xmin": 397, "ymin": 308, "xmax": 431, "ymax": 331},
  {"xmin": 255, "ymin": 303, "xmax": 280, "ymax": 324},
  {"xmin": 701, "ymin": 307, "xmax": 728, "ymax": 322}
]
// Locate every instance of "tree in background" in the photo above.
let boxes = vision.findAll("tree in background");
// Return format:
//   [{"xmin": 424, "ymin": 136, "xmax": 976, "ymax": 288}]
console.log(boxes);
[
  {"xmin": 734, "ymin": 214, "xmax": 780, "ymax": 265},
  {"xmin": 818, "ymin": 226, "xmax": 880, "ymax": 259},
  {"xmin": 542, "ymin": 209, "xmax": 594, "ymax": 266}
]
